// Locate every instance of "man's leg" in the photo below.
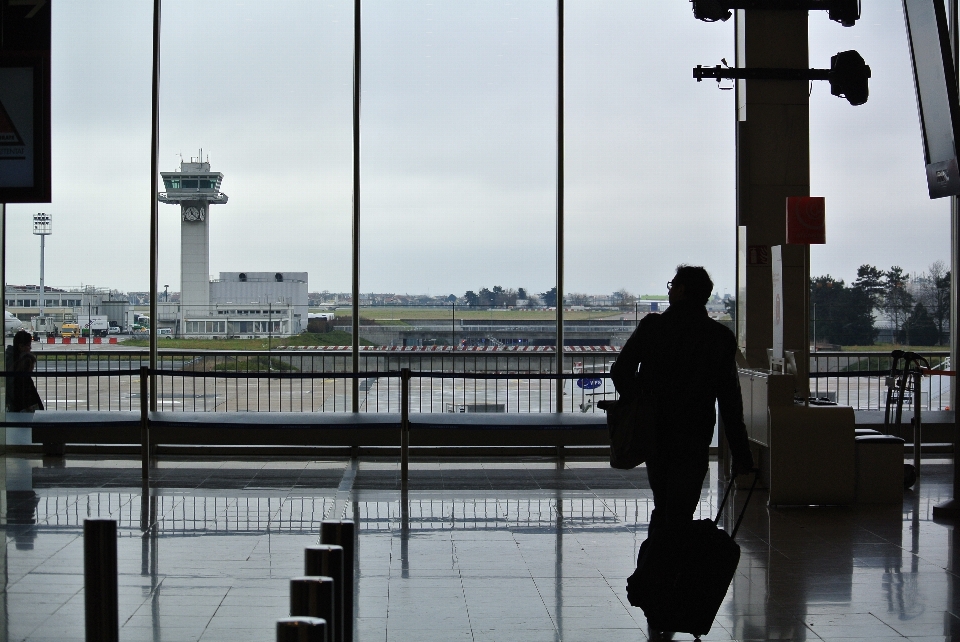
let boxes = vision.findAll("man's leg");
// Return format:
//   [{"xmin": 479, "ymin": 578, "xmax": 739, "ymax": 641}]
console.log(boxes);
[{"xmin": 646, "ymin": 443, "xmax": 709, "ymax": 538}]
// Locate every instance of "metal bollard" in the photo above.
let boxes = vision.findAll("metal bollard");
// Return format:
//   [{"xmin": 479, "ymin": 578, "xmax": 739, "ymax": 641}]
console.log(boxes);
[
  {"xmin": 291, "ymin": 575, "xmax": 336, "ymax": 626},
  {"xmin": 277, "ymin": 616, "xmax": 328, "ymax": 642},
  {"xmin": 320, "ymin": 520, "xmax": 355, "ymax": 642},
  {"xmin": 84, "ymin": 519, "xmax": 119, "ymax": 642},
  {"xmin": 305, "ymin": 545, "xmax": 344, "ymax": 642}
]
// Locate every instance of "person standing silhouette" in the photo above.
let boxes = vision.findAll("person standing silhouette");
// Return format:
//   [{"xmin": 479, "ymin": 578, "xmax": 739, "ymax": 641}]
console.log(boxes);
[
  {"xmin": 611, "ymin": 265, "xmax": 753, "ymax": 538},
  {"xmin": 6, "ymin": 330, "xmax": 43, "ymax": 412}
]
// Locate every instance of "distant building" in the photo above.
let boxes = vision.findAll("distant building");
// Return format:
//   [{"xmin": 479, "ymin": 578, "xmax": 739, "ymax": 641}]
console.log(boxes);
[
  {"xmin": 5, "ymin": 285, "xmax": 130, "ymax": 331},
  {"xmin": 158, "ymin": 158, "xmax": 308, "ymax": 337}
]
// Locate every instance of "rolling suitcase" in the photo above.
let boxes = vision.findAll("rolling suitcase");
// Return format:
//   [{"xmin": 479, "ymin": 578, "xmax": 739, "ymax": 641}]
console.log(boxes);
[{"xmin": 626, "ymin": 473, "xmax": 757, "ymax": 639}]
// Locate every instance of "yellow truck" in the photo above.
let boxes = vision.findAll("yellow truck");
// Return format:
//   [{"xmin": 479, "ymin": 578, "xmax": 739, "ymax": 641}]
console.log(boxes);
[{"xmin": 60, "ymin": 323, "xmax": 79, "ymax": 338}]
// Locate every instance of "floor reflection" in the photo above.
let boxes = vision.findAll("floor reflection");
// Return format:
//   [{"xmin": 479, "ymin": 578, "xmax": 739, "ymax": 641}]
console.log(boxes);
[{"xmin": 0, "ymin": 456, "xmax": 956, "ymax": 641}]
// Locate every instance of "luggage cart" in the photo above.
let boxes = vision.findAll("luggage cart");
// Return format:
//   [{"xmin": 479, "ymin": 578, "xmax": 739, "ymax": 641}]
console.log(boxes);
[{"xmin": 883, "ymin": 350, "xmax": 928, "ymax": 488}]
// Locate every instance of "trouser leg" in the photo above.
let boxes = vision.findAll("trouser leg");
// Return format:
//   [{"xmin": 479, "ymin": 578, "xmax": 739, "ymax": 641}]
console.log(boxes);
[{"xmin": 646, "ymin": 444, "xmax": 709, "ymax": 539}]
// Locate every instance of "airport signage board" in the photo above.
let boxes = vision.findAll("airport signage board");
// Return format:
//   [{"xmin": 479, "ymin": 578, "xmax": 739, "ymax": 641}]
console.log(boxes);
[
  {"xmin": 0, "ymin": 2, "xmax": 51, "ymax": 203},
  {"xmin": 576, "ymin": 378, "xmax": 603, "ymax": 390}
]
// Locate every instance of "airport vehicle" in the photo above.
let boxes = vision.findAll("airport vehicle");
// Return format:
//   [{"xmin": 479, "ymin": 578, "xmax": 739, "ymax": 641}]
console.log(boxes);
[
  {"xmin": 5, "ymin": 312, "xmax": 24, "ymax": 336},
  {"xmin": 128, "ymin": 312, "xmax": 150, "ymax": 333},
  {"xmin": 60, "ymin": 323, "xmax": 80, "ymax": 338},
  {"xmin": 31, "ymin": 317, "xmax": 57, "ymax": 335},
  {"xmin": 158, "ymin": 327, "xmax": 173, "ymax": 338},
  {"xmin": 78, "ymin": 315, "xmax": 110, "ymax": 338},
  {"xmin": 107, "ymin": 325, "xmax": 121, "ymax": 334}
]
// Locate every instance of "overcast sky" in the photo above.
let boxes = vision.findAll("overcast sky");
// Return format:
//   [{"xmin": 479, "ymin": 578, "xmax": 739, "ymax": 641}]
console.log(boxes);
[{"xmin": 3, "ymin": 1, "xmax": 949, "ymax": 299}]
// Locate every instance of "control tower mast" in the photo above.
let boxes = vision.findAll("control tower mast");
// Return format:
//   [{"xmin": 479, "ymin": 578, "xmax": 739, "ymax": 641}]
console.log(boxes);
[{"xmin": 158, "ymin": 156, "xmax": 228, "ymax": 318}]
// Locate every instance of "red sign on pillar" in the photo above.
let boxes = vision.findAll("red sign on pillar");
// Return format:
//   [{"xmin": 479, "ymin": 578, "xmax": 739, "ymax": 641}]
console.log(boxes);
[{"xmin": 786, "ymin": 197, "xmax": 826, "ymax": 244}]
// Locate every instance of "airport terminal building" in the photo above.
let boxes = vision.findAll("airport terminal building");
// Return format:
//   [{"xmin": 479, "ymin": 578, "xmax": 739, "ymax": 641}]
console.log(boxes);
[{"xmin": 1, "ymin": 3, "xmax": 959, "ymax": 642}]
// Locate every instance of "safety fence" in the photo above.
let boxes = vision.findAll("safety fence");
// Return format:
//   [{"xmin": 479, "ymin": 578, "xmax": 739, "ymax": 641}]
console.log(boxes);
[
  {"xmin": 23, "ymin": 349, "xmax": 617, "ymax": 414},
  {"xmin": 809, "ymin": 350, "xmax": 951, "ymax": 411},
  {"xmin": 8, "ymin": 348, "xmax": 954, "ymax": 413}
]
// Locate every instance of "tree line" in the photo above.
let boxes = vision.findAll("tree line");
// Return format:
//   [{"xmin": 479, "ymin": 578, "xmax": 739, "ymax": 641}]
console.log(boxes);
[
  {"xmin": 810, "ymin": 261, "xmax": 950, "ymax": 346},
  {"xmin": 461, "ymin": 287, "xmax": 570, "ymax": 307},
  {"xmin": 459, "ymin": 287, "xmax": 638, "ymax": 308}
]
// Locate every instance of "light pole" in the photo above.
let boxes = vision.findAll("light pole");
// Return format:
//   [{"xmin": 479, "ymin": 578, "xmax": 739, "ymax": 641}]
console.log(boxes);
[
  {"xmin": 33, "ymin": 213, "xmax": 52, "ymax": 333},
  {"xmin": 812, "ymin": 303, "xmax": 817, "ymax": 352},
  {"xmin": 164, "ymin": 284, "xmax": 169, "ymax": 302}
]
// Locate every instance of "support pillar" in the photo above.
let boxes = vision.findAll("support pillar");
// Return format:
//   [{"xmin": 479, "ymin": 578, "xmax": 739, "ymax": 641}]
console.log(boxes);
[{"xmin": 735, "ymin": 9, "xmax": 811, "ymax": 395}]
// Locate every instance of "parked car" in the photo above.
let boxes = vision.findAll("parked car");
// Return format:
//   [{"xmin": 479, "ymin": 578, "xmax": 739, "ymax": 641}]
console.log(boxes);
[{"xmin": 107, "ymin": 326, "xmax": 121, "ymax": 334}]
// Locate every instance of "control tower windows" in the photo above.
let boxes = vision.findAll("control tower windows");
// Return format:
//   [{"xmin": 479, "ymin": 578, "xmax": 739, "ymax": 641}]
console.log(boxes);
[
  {"xmin": 181, "ymin": 179, "xmax": 198, "ymax": 189},
  {"xmin": 163, "ymin": 179, "xmax": 180, "ymax": 190}
]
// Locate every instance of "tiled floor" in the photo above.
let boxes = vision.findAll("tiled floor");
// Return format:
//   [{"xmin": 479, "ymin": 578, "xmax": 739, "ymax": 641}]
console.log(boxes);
[{"xmin": 0, "ymin": 454, "xmax": 957, "ymax": 641}]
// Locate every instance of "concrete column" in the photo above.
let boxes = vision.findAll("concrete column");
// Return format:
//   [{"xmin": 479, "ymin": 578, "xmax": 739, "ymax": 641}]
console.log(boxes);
[
  {"xmin": 180, "ymin": 207, "xmax": 210, "ymax": 318},
  {"xmin": 735, "ymin": 9, "xmax": 811, "ymax": 393}
]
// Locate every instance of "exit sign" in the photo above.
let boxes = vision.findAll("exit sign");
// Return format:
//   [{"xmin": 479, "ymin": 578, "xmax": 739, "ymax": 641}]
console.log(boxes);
[{"xmin": 786, "ymin": 197, "xmax": 825, "ymax": 244}]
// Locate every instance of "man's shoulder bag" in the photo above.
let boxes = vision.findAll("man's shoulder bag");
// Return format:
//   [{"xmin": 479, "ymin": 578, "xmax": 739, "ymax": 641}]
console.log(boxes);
[{"xmin": 597, "ymin": 394, "xmax": 656, "ymax": 469}]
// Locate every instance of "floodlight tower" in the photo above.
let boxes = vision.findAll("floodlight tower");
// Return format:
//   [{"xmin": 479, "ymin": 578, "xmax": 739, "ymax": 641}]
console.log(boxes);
[
  {"xmin": 33, "ymin": 212, "xmax": 51, "ymax": 320},
  {"xmin": 157, "ymin": 155, "xmax": 228, "ymax": 318}
]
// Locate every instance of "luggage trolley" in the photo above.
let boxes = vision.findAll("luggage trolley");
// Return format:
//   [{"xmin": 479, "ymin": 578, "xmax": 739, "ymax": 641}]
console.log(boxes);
[{"xmin": 883, "ymin": 350, "xmax": 929, "ymax": 487}]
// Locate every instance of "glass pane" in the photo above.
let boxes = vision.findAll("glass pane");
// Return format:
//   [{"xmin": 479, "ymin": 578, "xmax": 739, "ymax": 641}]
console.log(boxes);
[
  {"xmin": 807, "ymin": 7, "xmax": 952, "ymax": 411},
  {"xmin": 563, "ymin": 3, "xmax": 736, "ymax": 412},
  {"xmin": 158, "ymin": 0, "xmax": 352, "ymax": 350}
]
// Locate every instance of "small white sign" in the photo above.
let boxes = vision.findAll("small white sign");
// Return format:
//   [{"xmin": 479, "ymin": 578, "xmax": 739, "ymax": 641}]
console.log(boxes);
[{"xmin": 771, "ymin": 245, "xmax": 784, "ymax": 360}]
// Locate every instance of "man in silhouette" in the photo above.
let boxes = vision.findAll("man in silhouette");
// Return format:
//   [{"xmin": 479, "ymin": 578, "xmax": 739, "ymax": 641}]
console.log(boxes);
[{"xmin": 612, "ymin": 265, "xmax": 753, "ymax": 537}]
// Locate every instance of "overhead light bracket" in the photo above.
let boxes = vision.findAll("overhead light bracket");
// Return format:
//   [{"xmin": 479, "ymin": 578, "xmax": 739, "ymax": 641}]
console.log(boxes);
[{"xmin": 693, "ymin": 50, "xmax": 871, "ymax": 105}]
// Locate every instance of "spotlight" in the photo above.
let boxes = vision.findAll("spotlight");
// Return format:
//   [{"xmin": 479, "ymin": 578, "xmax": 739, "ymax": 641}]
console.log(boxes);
[
  {"xmin": 829, "ymin": 50, "xmax": 870, "ymax": 106},
  {"xmin": 691, "ymin": 0, "xmax": 860, "ymax": 27},
  {"xmin": 691, "ymin": 0, "xmax": 731, "ymax": 22}
]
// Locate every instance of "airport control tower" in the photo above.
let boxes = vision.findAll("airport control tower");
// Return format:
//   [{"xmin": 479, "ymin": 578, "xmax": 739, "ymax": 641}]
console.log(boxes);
[{"xmin": 158, "ymin": 157, "xmax": 228, "ymax": 317}]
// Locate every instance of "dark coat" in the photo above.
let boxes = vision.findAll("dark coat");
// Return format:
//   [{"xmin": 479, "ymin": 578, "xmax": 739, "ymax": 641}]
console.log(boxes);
[
  {"xmin": 6, "ymin": 348, "xmax": 43, "ymax": 412},
  {"xmin": 610, "ymin": 301, "xmax": 752, "ymax": 465}
]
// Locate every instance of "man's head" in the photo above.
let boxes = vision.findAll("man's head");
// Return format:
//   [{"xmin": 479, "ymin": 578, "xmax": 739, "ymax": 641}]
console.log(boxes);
[
  {"xmin": 13, "ymin": 330, "xmax": 32, "ymax": 351},
  {"xmin": 669, "ymin": 265, "xmax": 714, "ymax": 306}
]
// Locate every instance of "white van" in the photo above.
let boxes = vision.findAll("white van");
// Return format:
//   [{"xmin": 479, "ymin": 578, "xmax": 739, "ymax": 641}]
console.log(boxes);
[{"xmin": 158, "ymin": 328, "xmax": 173, "ymax": 338}]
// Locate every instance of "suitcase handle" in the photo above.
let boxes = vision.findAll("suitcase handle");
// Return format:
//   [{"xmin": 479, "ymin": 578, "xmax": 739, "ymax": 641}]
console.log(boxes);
[{"xmin": 714, "ymin": 469, "xmax": 758, "ymax": 540}]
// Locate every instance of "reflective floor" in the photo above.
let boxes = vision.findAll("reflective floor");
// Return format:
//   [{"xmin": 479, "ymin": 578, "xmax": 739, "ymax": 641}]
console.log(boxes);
[{"xmin": 0, "ymin": 454, "xmax": 957, "ymax": 641}]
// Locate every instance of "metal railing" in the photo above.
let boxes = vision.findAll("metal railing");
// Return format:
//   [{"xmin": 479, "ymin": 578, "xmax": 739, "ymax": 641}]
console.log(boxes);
[
  {"xmin": 23, "ymin": 349, "xmax": 618, "ymax": 413},
  {"xmin": 809, "ymin": 350, "xmax": 952, "ymax": 411},
  {"xmin": 10, "ymin": 348, "xmax": 954, "ymax": 413}
]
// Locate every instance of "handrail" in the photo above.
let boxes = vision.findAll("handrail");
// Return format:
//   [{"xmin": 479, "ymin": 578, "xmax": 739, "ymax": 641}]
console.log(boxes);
[
  {"xmin": 16, "ymin": 357, "xmax": 945, "ymax": 494},
  {"xmin": 13, "ymin": 348, "xmax": 952, "ymax": 413},
  {"xmin": 129, "ymin": 366, "xmax": 610, "ymax": 491}
]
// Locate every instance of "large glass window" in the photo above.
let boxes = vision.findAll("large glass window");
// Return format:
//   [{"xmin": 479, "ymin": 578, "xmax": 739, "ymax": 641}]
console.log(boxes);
[
  {"xmin": 157, "ymin": 0, "xmax": 352, "ymax": 339},
  {"xmin": 565, "ymin": 2, "xmax": 736, "ymax": 307},
  {"xmin": 362, "ymin": 0, "xmax": 556, "ymax": 297},
  {"xmin": 5, "ymin": 2, "xmax": 152, "ymax": 305},
  {"xmin": 809, "ymin": 6, "xmax": 950, "ymax": 350}
]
